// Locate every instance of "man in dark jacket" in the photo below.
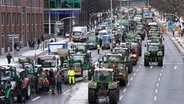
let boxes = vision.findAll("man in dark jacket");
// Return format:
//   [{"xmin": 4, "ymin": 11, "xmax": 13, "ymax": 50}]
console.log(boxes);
[{"xmin": 6, "ymin": 53, "xmax": 12, "ymax": 64}]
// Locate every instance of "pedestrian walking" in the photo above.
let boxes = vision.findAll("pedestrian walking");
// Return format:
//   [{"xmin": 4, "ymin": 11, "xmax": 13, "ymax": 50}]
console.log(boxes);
[
  {"xmin": 37, "ymin": 39, "xmax": 41, "ymax": 49},
  {"xmin": 55, "ymin": 71, "xmax": 62, "ymax": 93},
  {"xmin": 43, "ymin": 77, "xmax": 49, "ymax": 94},
  {"xmin": 49, "ymin": 69, "xmax": 56, "ymax": 94},
  {"xmin": 97, "ymin": 43, "xmax": 100, "ymax": 54},
  {"xmin": 172, "ymin": 29, "xmax": 175, "ymax": 37},
  {"xmin": 68, "ymin": 68, "xmax": 75, "ymax": 85},
  {"xmin": 6, "ymin": 53, "xmax": 12, "ymax": 64}
]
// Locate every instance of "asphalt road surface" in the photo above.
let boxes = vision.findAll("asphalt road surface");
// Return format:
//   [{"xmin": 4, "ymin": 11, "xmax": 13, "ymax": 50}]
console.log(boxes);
[{"xmin": 26, "ymin": 33, "xmax": 184, "ymax": 104}]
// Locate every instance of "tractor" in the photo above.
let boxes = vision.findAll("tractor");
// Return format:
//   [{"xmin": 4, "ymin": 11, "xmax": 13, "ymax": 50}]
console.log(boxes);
[
  {"xmin": 113, "ymin": 47, "xmax": 133, "ymax": 73},
  {"xmin": 0, "ymin": 65, "xmax": 32, "ymax": 103},
  {"xmin": 88, "ymin": 68, "xmax": 120, "ymax": 104},
  {"xmin": 98, "ymin": 53, "xmax": 128, "ymax": 86},
  {"xmin": 144, "ymin": 44, "xmax": 164, "ymax": 66}
]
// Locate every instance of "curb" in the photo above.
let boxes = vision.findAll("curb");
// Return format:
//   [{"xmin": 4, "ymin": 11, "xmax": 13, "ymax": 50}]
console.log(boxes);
[{"xmin": 170, "ymin": 38, "xmax": 184, "ymax": 55}]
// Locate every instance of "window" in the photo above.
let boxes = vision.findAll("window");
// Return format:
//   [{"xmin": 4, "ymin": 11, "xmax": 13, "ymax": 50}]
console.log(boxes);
[
  {"xmin": 1, "ymin": 0, "xmax": 5, "ymax": 5},
  {"xmin": 12, "ymin": 13, "xmax": 15, "ymax": 25},
  {"xmin": 1, "ymin": 13, "xmax": 4, "ymax": 25},
  {"xmin": 17, "ymin": 13, "xmax": 21, "ymax": 25},
  {"xmin": 17, "ymin": 0, "xmax": 21, "ymax": 6},
  {"xmin": 7, "ymin": 13, "xmax": 10, "ymax": 25},
  {"xmin": 1, "ymin": 33, "xmax": 4, "ymax": 48}
]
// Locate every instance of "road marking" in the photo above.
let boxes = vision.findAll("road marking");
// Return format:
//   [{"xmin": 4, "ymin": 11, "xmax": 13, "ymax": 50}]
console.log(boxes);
[
  {"xmin": 154, "ymin": 96, "xmax": 157, "ymax": 101},
  {"xmin": 139, "ymin": 66, "xmax": 141, "ymax": 68},
  {"xmin": 155, "ymin": 89, "xmax": 158, "ymax": 94},
  {"xmin": 120, "ymin": 95, "xmax": 123, "ymax": 100},
  {"xmin": 136, "ymin": 69, "xmax": 139, "ymax": 72},
  {"xmin": 162, "ymin": 66, "xmax": 165, "ymax": 68},
  {"xmin": 159, "ymin": 73, "xmax": 162, "ymax": 77},
  {"xmin": 32, "ymin": 96, "xmax": 41, "ymax": 101},
  {"xmin": 161, "ymin": 69, "xmax": 163, "ymax": 72},
  {"xmin": 156, "ymin": 83, "xmax": 159, "ymax": 87},
  {"xmin": 127, "ymin": 82, "xmax": 130, "ymax": 86},
  {"xmin": 123, "ymin": 88, "xmax": 127, "ymax": 93},
  {"xmin": 150, "ymin": 66, "xmax": 153, "ymax": 69},
  {"xmin": 130, "ymin": 77, "xmax": 133, "ymax": 81},
  {"xmin": 63, "ymin": 89, "xmax": 71, "ymax": 94},
  {"xmin": 174, "ymin": 66, "xmax": 177, "ymax": 70},
  {"xmin": 133, "ymin": 73, "xmax": 136, "ymax": 76},
  {"xmin": 158, "ymin": 77, "xmax": 161, "ymax": 82}
]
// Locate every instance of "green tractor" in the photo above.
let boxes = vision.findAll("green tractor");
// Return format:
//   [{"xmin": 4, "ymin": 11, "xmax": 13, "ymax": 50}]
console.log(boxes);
[
  {"xmin": 71, "ymin": 43, "xmax": 88, "ymax": 54},
  {"xmin": 98, "ymin": 53, "xmax": 128, "ymax": 86},
  {"xmin": 0, "ymin": 65, "xmax": 31, "ymax": 103},
  {"xmin": 62, "ymin": 51, "xmax": 92, "ymax": 83},
  {"xmin": 113, "ymin": 47, "xmax": 133, "ymax": 73},
  {"xmin": 144, "ymin": 44, "xmax": 164, "ymax": 66},
  {"xmin": 88, "ymin": 68, "xmax": 120, "ymax": 104},
  {"xmin": 146, "ymin": 36, "xmax": 165, "ymax": 56}
]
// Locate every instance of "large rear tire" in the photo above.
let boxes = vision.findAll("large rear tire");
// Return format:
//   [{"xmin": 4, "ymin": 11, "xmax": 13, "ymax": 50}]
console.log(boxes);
[
  {"xmin": 128, "ymin": 60, "xmax": 133, "ymax": 73},
  {"xmin": 109, "ymin": 89, "xmax": 119, "ymax": 104},
  {"xmin": 158, "ymin": 57, "xmax": 163, "ymax": 66},
  {"xmin": 26, "ymin": 84, "xmax": 31, "ymax": 99},
  {"xmin": 144, "ymin": 57, "xmax": 149, "ymax": 66},
  {"xmin": 88, "ymin": 89, "xmax": 97, "ymax": 104}
]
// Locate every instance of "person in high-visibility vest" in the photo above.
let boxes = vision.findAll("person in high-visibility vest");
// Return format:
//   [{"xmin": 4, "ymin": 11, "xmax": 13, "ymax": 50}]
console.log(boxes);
[
  {"xmin": 97, "ymin": 43, "xmax": 100, "ymax": 54},
  {"xmin": 68, "ymin": 68, "xmax": 75, "ymax": 85}
]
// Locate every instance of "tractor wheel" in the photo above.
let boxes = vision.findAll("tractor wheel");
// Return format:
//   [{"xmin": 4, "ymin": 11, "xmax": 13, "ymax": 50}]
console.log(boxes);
[
  {"xmin": 88, "ymin": 89, "xmax": 97, "ymax": 104},
  {"xmin": 139, "ymin": 47, "xmax": 142, "ymax": 56},
  {"xmin": 128, "ymin": 60, "xmax": 133, "ymax": 73},
  {"xmin": 109, "ymin": 89, "xmax": 119, "ymax": 104},
  {"xmin": 6, "ymin": 91, "xmax": 14, "ymax": 104},
  {"xmin": 133, "ymin": 61, "xmax": 137, "ymax": 65},
  {"xmin": 158, "ymin": 57, "xmax": 163, "ymax": 66},
  {"xmin": 26, "ymin": 84, "xmax": 31, "ymax": 99},
  {"xmin": 144, "ymin": 57, "xmax": 149, "ymax": 66}
]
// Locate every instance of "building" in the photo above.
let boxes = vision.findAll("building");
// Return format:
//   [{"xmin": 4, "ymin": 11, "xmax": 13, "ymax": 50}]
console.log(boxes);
[
  {"xmin": 0, "ymin": 0, "xmax": 44, "ymax": 55},
  {"xmin": 44, "ymin": 0, "xmax": 81, "ymax": 37}
]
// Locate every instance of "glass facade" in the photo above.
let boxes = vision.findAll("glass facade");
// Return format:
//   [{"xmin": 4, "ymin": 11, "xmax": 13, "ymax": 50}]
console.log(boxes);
[{"xmin": 44, "ymin": 0, "xmax": 81, "ymax": 9}]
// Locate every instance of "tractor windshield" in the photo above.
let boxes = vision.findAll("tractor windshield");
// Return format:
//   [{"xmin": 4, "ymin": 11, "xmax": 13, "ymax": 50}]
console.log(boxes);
[
  {"xmin": 42, "ymin": 60, "xmax": 56, "ymax": 68},
  {"xmin": 148, "ymin": 45, "xmax": 159, "ymax": 51},
  {"xmin": 96, "ymin": 71, "xmax": 112, "ymax": 82},
  {"xmin": 72, "ymin": 55, "xmax": 84, "ymax": 63},
  {"xmin": 76, "ymin": 45, "xmax": 85, "ymax": 51}
]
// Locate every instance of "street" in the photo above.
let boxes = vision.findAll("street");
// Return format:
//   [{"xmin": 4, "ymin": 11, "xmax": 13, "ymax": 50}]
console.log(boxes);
[{"xmin": 25, "ymin": 33, "xmax": 184, "ymax": 104}]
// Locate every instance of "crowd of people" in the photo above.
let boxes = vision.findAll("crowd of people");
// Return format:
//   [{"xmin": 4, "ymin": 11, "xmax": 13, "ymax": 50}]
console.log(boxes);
[{"xmin": 36, "ymin": 69, "xmax": 63, "ymax": 95}]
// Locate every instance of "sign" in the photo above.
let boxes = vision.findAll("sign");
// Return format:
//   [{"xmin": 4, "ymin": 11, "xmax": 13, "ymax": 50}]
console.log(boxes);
[
  {"xmin": 56, "ymin": 21, "xmax": 64, "ymax": 29},
  {"xmin": 8, "ymin": 34, "xmax": 19, "ymax": 42}
]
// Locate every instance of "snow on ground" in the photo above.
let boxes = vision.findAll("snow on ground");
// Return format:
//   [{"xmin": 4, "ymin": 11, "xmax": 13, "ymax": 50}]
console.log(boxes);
[
  {"xmin": 22, "ymin": 49, "xmax": 48, "ymax": 57},
  {"xmin": 66, "ymin": 82, "xmax": 88, "ymax": 104}
]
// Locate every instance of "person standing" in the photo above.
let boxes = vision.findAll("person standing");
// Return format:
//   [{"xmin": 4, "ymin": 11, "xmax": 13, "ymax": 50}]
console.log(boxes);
[
  {"xmin": 6, "ymin": 53, "xmax": 12, "ymax": 64},
  {"xmin": 68, "ymin": 68, "xmax": 75, "ymax": 85},
  {"xmin": 37, "ymin": 39, "xmax": 41, "ymax": 49},
  {"xmin": 55, "ymin": 71, "xmax": 62, "ymax": 93},
  {"xmin": 97, "ymin": 43, "xmax": 100, "ymax": 54}
]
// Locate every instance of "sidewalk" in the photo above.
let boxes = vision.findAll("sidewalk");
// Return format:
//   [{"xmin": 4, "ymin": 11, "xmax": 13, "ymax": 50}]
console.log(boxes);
[{"xmin": 0, "ymin": 37, "xmax": 69, "ymax": 65}]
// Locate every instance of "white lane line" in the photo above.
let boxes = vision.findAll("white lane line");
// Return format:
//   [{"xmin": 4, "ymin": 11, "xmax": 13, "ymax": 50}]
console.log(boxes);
[
  {"xmin": 123, "ymin": 88, "xmax": 127, "ymax": 93},
  {"xmin": 133, "ymin": 73, "xmax": 136, "ymax": 76},
  {"xmin": 127, "ymin": 82, "xmax": 130, "ymax": 86},
  {"xmin": 155, "ymin": 89, "xmax": 158, "ymax": 94},
  {"xmin": 32, "ymin": 96, "xmax": 41, "ymax": 101},
  {"xmin": 159, "ymin": 73, "xmax": 162, "ymax": 77},
  {"xmin": 161, "ymin": 69, "xmax": 163, "ymax": 72},
  {"xmin": 63, "ymin": 89, "xmax": 71, "ymax": 94},
  {"xmin": 174, "ymin": 66, "xmax": 177, "ymax": 70},
  {"xmin": 158, "ymin": 77, "xmax": 161, "ymax": 82},
  {"xmin": 130, "ymin": 77, "xmax": 133, "ymax": 81},
  {"xmin": 150, "ymin": 66, "xmax": 153, "ymax": 69},
  {"xmin": 136, "ymin": 69, "xmax": 139, "ymax": 72},
  {"xmin": 154, "ymin": 96, "xmax": 157, "ymax": 101},
  {"xmin": 156, "ymin": 83, "xmax": 160, "ymax": 87},
  {"xmin": 139, "ymin": 66, "xmax": 141, "ymax": 68},
  {"xmin": 162, "ymin": 66, "xmax": 165, "ymax": 68},
  {"xmin": 120, "ymin": 95, "xmax": 123, "ymax": 100}
]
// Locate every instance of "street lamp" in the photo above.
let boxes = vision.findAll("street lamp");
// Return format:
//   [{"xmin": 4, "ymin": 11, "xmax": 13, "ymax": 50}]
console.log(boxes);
[
  {"xmin": 89, "ymin": 12, "xmax": 110, "ymax": 30},
  {"xmin": 110, "ymin": 0, "xmax": 113, "ymax": 31},
  {"xmin": 55, "ymin": 16, "xmax": 76, "ymax": 40}
]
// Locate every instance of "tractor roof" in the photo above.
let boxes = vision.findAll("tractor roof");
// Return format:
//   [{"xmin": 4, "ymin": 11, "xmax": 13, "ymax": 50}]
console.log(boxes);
[{"xmin": 94, "ymin": 68, "xmax": 113, "ymax": 72}]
